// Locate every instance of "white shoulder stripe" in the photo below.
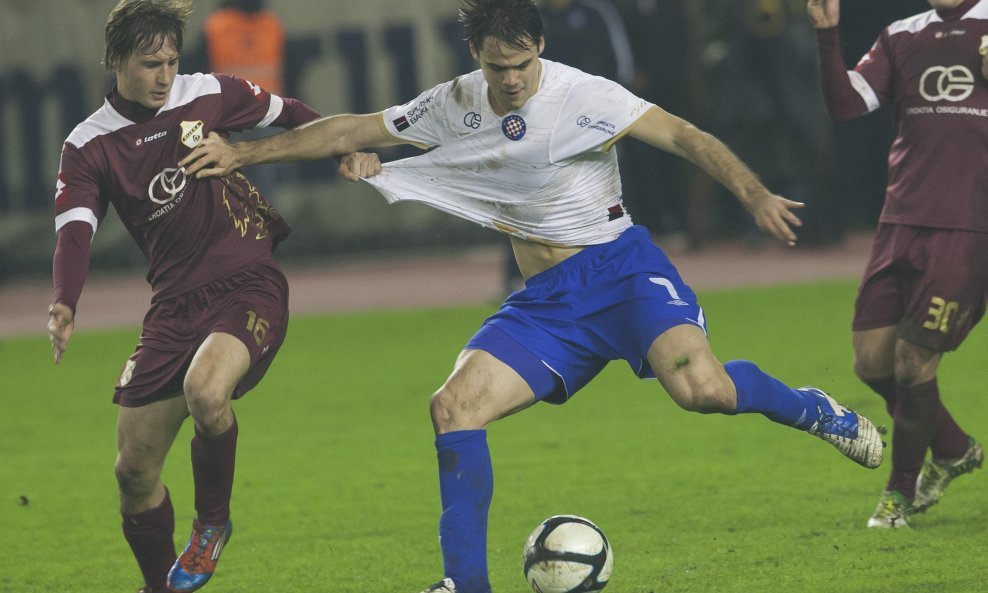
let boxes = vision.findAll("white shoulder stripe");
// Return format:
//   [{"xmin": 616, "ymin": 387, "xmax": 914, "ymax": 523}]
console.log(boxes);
[
  {"xmin": 888, "ymin": 10, "xmax": 939, "ymax": 36},
  {"xmin": 965, "ymin": 0, "xmax": 988, "ymax": 19},
  {"xmin": 163, "ymin": 73, "xmax": 221, "ymax": 110},
  {"xmin": 257, "ymin": 94, "xmax": 284, "ymax": 128},
  {"xmin": 65, "ymin": 100, "xmax": 134, "ymax": 149},
  {"xmin": 848, "ymin": 71, "xmax": 881, "ymax": 113},
  {"xmin": 55, "ymin": 207, "xmax": 99, "ymax": 235}
]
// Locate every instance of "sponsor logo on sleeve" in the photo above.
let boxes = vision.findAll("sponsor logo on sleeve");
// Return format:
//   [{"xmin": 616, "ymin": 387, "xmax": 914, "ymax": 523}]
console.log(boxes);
[
  {"xmin": 180, "ymin": 120, "xmax": 205, "ymax": 148},
  {"xmin": 577, "ymin": 115, "xmax": 617, "ymax": 135},
  {"xmin": 393, "ymin": 115, "xmax": 410, "ymax": 132},
  {"xmin": 501, "ymin": 114, "xmax": 526, "ymax": 141}
]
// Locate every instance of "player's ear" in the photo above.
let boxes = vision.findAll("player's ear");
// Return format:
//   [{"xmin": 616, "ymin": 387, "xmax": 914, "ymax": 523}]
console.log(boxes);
[
  {"xmin": 536, "ymin": 36, "xmax": 545, "ymax": 55},
  {"xmin": 469, "ymin": 40, "xmax": 480, "ymax": 63}
]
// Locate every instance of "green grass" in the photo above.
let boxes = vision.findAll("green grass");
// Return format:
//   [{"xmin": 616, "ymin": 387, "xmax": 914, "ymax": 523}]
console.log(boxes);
[{"xmin": 2, "ymin": 280, "xmax": 986, "ymax": 593}]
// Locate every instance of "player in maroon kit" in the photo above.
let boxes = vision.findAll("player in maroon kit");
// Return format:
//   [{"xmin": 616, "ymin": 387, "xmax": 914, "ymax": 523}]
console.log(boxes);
[
  {"xmin": 46, "ymin": 1, "xmax": 334, "ymax": 591},
  {"xmin": 809, "ymin": 0, "xmax": 987, "ymax": 528}
]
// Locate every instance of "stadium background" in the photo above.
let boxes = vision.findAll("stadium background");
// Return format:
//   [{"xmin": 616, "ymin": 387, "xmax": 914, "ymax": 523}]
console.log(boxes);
[{"xmin": 1, "ymin": 0, "xmax": 925, "ymax": 287}]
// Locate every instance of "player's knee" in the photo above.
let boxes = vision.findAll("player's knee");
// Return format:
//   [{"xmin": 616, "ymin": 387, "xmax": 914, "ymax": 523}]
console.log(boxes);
[
  {"xmin": 430, "ymin": 385, "xmax": 484, "ymax": 433},
  {"xmin": 892, "ymin": 344, "xmax": 938, "ymax": 387},
  {"xmin": 183, "ymin": 375, "xmax": 231, "ymax": 428},
  {"xmin": 114, "ymin": 457, "xmax": 157, "ymax": 498},
  {"xmin": 670, "ymin": 378, "xmax": 734, "ymax": 414}
]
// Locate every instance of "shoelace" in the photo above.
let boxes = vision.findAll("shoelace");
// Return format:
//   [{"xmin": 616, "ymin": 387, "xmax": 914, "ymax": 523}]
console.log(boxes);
[
  {"xmin": 181, "ymin": 528, "xmax": 218, "ymax": 572},
  {"xmin": 816, "ymin": 411, "xmax": 856, "ymax": 439}
]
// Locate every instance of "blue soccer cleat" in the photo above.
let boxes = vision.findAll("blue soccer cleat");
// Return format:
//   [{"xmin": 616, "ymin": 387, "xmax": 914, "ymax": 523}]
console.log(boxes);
[
  {"xmin": 800, "ymin": 387, "xmax": 885, "ymax": 469},
  {"xmin": 166, "ymin": 519, "xmax": 233, "ymax": 593}
]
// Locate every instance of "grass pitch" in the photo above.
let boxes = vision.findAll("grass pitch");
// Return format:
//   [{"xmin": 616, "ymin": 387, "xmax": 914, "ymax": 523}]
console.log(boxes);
[{"xmin": 2, "ymin": 280, "xmax": 986, "ymax": 593}]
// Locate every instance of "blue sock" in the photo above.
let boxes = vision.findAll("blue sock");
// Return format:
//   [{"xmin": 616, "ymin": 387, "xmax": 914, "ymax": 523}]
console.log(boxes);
[
  {"xmin": 725, "ymin": 360, "xmax": 820, "ymax": 430},
  {"xmin": 435, "ymin": 430, "xmax": 493, "ymax": 593}
]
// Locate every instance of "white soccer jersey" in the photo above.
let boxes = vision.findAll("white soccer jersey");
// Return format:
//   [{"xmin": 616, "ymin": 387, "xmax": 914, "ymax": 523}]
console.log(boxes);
[{"xmin": 366, "ymin": 59, "xmax": 653, "ymax": 246}]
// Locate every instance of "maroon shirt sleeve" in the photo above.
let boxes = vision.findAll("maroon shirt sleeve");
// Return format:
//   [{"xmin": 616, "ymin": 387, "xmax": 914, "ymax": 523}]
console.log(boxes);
[
  {"xmin": 815, "ymin": 26, "xmax": 870, "ymax": 121},
  {"xmin": 52, "ymin": 221, "xmax": 92, "ymax": 314},
  {"xmin": 271, "ymin": 97, "xmax": 321, "ymax": 128}
]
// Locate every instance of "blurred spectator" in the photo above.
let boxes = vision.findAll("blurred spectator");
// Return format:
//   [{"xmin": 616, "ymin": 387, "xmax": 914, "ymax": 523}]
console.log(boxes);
[
  {"xmin": 203, "ymin": 0, "xmax": 287, "ymax": 195},
  {"xmin": 539, "ymin": 0, "xmax": 634, "ymax": 84},
  {"xmin": 613, "ymin": 0, "xmax": 699, "ymax": 244},
  {"xmin": 701, "ymin": 0, "xmax": 836, "ymax": 246},
  {"xmin": 204, "ymin": 0, "xmax": 285, "ymax": 95}
]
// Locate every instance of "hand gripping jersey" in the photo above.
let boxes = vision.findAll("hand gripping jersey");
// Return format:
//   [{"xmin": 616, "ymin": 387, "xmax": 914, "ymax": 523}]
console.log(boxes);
[
  {"xmin": 829, "ymin": 1, "xmax": 988, "ymax": 232},
  {"xmin": 367, "ymin": 59, "xmax": 653, "ymax": 246},
  {"xmin": 53, "ymin": 73, "xmax": 310, "ymax": 302}
]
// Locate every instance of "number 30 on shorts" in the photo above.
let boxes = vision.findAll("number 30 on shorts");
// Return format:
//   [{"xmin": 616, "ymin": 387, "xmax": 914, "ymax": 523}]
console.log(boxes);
[
  {"xmin": 923, "ymin": 296, "xmax": 958, "ymax": 334},
  {"xmin": 245, "ymin": 310, "xmax": 269, "ymax": 345}
]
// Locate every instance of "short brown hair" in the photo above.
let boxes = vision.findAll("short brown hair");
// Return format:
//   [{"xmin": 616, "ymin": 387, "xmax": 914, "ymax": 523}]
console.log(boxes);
[
  {"xmin": 459, "ymin": 0, "xmax": 543, "ymax": 52},
  {"xmin": 103, "ymin": 0, "xmax": 194, "ymax": 71}
]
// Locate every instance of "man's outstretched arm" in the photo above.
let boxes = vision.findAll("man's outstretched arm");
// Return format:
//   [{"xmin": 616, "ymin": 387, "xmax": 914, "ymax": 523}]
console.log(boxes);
[
  {"xmin": 628, "ymin": 106, "xmax": 804, "ymax": 246},
  {"xmin": 180, "ymin": 112, "xmax": 402, "ymax": 178}
]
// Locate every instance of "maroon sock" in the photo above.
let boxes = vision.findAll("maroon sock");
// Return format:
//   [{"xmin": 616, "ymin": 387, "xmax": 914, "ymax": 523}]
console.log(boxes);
[
  {"xmin": 887, "ymin": 380, "xmax": 940, "ymax": 500},
  {"xmin": 928, "ymin": 380, "xmax": 970, "ymax": 460},
  {"xmin": 862, "ymin": 376, "xmax": 897, "ymax": 417},
  {"xmin": 122, "ymin": 487, "xmax": 176, "ymax": 592},
  {"xmin": 191, "ymin": 415, "xmax": 238, "ymax": 525}
]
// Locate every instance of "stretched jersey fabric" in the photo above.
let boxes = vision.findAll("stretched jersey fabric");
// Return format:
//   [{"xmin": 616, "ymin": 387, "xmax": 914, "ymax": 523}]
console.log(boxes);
[
  {"xmin": 53, "ymin": 73, "xmax": 314, "ymax": 305},
  {"xmin": 365, "ymin": 59, "xmax": 653, "ymax": 246},
  {"xmin": 817, "ymin": 0, "xmax": 988, "ymax": 232}
]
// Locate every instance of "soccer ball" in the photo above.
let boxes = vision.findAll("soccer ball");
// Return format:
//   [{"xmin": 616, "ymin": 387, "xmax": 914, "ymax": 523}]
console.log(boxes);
[{"xmin": 522, "ymin": 515, "xmax": 613, "ymax": 593}]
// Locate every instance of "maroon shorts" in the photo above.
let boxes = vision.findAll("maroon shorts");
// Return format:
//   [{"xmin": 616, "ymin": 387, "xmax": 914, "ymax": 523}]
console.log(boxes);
[
  {"xmin": 853, "ymin": 223, "xmax": 988, "ymax": 352},
  {"xmin": 113, "ymin": 261, "xmax": 290, "ymax": 407}
]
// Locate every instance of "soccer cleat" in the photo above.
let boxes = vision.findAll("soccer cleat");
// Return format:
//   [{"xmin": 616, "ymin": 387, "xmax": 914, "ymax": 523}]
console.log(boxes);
[
  {"xmin": 867, "ymin": 490, "xmax": 911, "ymax": 528},
  {"xmin": 800, "ymin": 387, "xmax": 885, "ymax": 469},
  {"xmin": 913, "ymin": 437, "xmax": 983, "ymax": 513},
  {"xmin": 420, "ymin": 578, "xmax": 457, "ymax": 593},
  {"xmin": 166, "ymin": 519, "xmax": 233, "ymax": 593}
]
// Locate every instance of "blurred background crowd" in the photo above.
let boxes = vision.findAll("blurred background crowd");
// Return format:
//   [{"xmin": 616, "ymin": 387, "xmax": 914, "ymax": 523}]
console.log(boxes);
[{"xmin": 0, "ymin": 0, "xmax": 930, "ymax": 285}]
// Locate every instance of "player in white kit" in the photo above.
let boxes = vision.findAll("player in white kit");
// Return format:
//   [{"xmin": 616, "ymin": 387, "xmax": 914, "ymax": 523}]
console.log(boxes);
[{"xmin": 181, "ymin": 1, "xmax": 885, "ymax": 590}]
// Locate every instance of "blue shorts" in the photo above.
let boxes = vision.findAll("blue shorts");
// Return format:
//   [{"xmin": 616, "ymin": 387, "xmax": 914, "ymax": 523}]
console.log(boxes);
[{"xmin": 466, "ymin": 226, "xmax": 706, "ymax": 403}]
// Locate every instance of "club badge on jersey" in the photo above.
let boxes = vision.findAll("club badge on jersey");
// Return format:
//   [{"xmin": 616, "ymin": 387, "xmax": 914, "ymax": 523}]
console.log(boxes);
[
  {"xmin": 181, "ymin": 120, "xmax": 205, "ymax": 149},
  {"xmin": 501, "ymin": 114, "xmax": 526, "ymax": 141}
]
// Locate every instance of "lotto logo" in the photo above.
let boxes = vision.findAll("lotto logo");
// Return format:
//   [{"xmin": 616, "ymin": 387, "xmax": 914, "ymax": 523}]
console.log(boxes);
[{"xmin": 501, "ymin": 114, "xmax": 526, "ymax": 141}]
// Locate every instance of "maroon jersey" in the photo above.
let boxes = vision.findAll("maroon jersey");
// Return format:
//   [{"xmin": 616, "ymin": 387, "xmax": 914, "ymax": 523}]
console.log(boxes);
[
  {"xmin": 54, "ymin": 73, "xmax": 313, "ymax": 302},
  {"xmin": 817, "ymin": 0, "xmax": 988, "ymax": 232}
]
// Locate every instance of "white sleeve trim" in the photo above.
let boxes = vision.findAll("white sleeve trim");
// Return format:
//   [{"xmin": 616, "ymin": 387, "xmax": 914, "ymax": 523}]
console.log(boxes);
[
  {"xmin": 54, "ymin": 207, "xmax": 98, "ymax": 235},
  {"xmin": 256, "ymin": 94, "xmax": 284, "ymax": 128},
  {"xmin": 848, "ymin": 70, "xmax": 881, "ymax": 113}
]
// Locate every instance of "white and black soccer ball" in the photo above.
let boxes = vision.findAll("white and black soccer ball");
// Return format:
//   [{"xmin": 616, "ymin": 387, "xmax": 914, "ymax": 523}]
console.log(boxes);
[{"xmin": 522, "ymin": 515, "xmax": 613, "ymax": 593}]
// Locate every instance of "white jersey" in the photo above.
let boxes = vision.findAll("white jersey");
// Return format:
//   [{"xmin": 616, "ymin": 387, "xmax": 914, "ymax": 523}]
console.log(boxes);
[{"xmin": 366, "ymin": 59, "xmax": 653, "ymax": 246}]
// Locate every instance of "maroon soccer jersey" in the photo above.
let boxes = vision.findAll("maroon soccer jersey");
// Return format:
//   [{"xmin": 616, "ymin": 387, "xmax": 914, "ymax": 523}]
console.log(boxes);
[
  {"xmin": 54, "ymin": 73, "xmax": 307, "ymax": 302},
  {"xmin": 819, "ymin": 1, "xmax": 988, "ymax": 232}
]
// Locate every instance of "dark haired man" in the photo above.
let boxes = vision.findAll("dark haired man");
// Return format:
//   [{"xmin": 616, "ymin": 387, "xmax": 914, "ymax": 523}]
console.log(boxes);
[
  {"xmin": 182, "ymin": 1, "xmax": 885, "ymax": 591},
  {"xmin": 809, "ymin": 0, "xmax": 986, "ymax": 529},
  {"xmin": 47, "ymin": 1, "xmax": 329, "ymax": 591}
]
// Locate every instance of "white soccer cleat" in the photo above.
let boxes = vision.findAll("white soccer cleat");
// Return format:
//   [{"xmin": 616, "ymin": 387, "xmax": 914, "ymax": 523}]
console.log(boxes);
[
  {"xmin": 420, "ymin": 578, "xmax": 457, "ymax": 593},
  {"xmin": 800, "ymin": 387, "xmax": 885, "ymax": 469}
]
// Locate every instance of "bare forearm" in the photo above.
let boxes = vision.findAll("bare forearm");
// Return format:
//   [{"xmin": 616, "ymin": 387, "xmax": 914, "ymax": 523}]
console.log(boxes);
[
  {"xmin": 239, "ymin": 113, "xmax": 394, "ymax": 166},
  {"xmin": 674, "ymin": 123, "xmax": 765, "ymax": 208}
]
